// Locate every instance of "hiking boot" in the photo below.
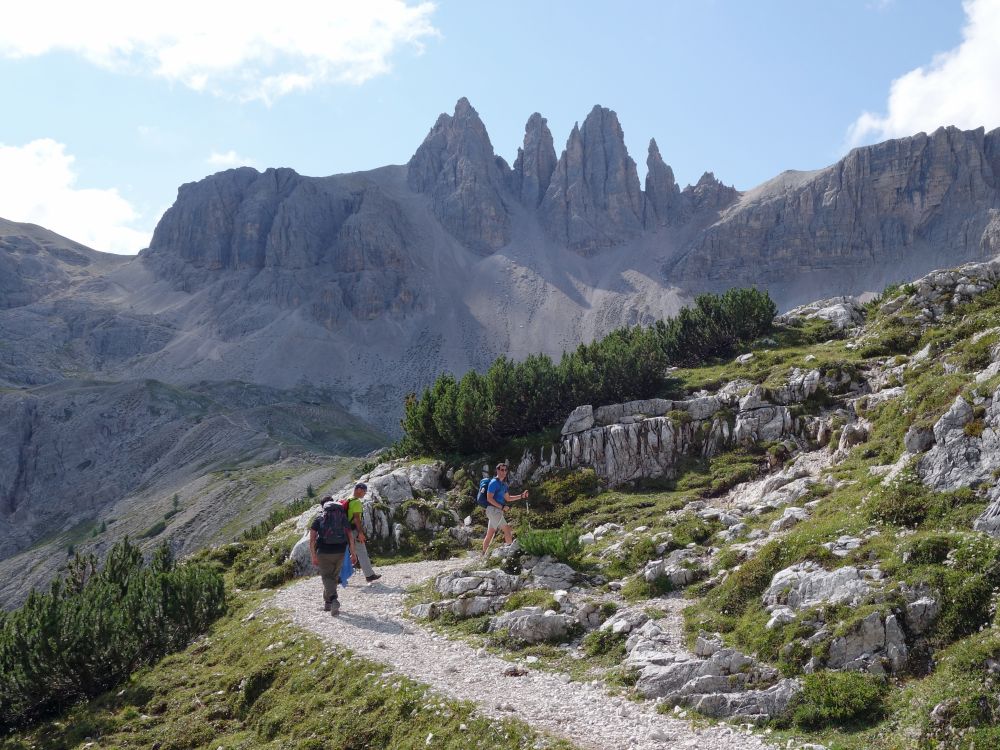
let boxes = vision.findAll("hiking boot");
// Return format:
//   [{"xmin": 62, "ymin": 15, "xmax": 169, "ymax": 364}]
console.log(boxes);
[
  {"xmin": 323, "ymin": 599, "xmax": 331, "ymax": 612},
  {"xmin": 366, "ymin": 574, "xmax": 382, "ymax": 584},
  {"xmin": 330, "ymin": 598, "xmax": 340, "ymax": 616}
]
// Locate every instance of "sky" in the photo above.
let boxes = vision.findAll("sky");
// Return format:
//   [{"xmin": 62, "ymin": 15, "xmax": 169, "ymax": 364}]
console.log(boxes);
[{"xmin": 0, "ymin": 0, "xmax": 998, "ymax": 255}]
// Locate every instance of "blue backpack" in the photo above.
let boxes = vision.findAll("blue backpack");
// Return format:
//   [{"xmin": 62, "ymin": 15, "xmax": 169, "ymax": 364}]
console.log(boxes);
[{"xmin": 475, "ymin": 478, "xmax": 491, "ymax": 508}]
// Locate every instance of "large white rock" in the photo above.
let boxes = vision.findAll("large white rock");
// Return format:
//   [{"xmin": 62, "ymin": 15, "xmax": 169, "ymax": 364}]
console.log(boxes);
[
  {"xmin": 435, "ymin": 568, "xmax": 520, "ymax": 598},
  {"xmin": 526, "ymin": 558, "xmax": 577, "ymax": 590},
  {"xmin": 762, "ymin": 563, "xmax": 875, "ymax": 610},
  {"xmin": 561, "ymin": 404, "xmax": 595, "ymax": 435},
  {"xmin": 491, "ymin": 607, "xmax": 575, "ymax": 643}
]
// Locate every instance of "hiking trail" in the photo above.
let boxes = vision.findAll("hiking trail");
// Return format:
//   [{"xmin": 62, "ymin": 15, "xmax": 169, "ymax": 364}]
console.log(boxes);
[{"xmin": 272, "ymin": 558, "xmax": 777, "ymax": 750}]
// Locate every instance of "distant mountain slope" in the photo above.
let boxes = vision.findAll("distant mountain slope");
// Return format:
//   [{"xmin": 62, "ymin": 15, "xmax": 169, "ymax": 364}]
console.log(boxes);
[{"xmin": 0, "ymin": 218, "xmax": 130, "ymax": 309}]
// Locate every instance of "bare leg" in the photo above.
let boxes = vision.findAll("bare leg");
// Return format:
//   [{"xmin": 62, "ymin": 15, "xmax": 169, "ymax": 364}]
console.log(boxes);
[
  {"xmin": 482, "ymin": 527, "xmax": 497, "ymax": 555},
  {"xmin": 502, "ymin": 525, "xmax": 513, "ymax": 545}
]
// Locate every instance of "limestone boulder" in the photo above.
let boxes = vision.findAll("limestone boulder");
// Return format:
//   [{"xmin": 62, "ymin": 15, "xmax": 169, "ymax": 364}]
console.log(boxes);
[
  {"xmin": 561, "ymin": 404, "xmax": 594, "ymax": 435},
  {"xmin": 762, "ymin": 563, "xmax": 877, "ymax": 611},
  {"xmin": 490, "ymin": 607, "xmax": 576, "ymax": 643}
]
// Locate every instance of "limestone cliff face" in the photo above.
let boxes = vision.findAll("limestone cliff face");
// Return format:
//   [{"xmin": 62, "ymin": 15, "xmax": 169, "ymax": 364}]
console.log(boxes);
[
  {"xmin": 540, "ymin": 106, "xmax": 645, "ymax": 254},
  {"xmin": 669, "ymin": 126, "xmax": 1000, "ymax": 288},
  {"xmin": 406, "ymin": 97, "xmax": 512, "ymax": 253},
  {"xmin": 146, "ymin": 167, "xmax": 419, "ymax": 323}
]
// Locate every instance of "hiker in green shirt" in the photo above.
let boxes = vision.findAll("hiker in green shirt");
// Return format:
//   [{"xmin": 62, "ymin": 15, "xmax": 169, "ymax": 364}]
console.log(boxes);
[{"xmin": 347, "ymin": 483, "xmax": 381, "ymax": 583}]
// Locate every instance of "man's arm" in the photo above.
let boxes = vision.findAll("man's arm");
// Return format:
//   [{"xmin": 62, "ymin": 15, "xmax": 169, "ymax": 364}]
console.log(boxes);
[
  {"xmin": 347, "ymin": 530, "xmax": 358, "ymax": 563},
  {"xmin": 309, "ymin": 529, "xmax": 319, "ymax": 566},
  {"xmin": 353, "ymin": 509, "xmax": 366, "ymax": 542},
  {"xmin": 487, "ymin": 490, "xmax": 504, "ymax": 509}
]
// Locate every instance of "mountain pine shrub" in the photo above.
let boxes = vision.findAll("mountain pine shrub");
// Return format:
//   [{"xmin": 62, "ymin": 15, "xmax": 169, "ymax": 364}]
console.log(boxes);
[
  {"xmin": 400, "ymin": 288, "xmax": 776, "ymax": 455},
  {"xmin": 0, "ymin": 539, "xmax": 225, "ymax": 730}
]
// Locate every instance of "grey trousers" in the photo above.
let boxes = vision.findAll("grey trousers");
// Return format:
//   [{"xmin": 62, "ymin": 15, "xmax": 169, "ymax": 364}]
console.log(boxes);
[
  {"xmin": 352, "ymin": 529, "xmax": 376, "ymax": 578},
  {"xmin": 315, "ymin": 551, "xmax": 345, "ymax": 604}
]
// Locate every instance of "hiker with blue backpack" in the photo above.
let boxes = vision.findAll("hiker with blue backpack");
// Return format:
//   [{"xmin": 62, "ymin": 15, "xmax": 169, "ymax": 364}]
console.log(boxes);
[
  {"xmin": 309, "ymin": 496, "xmax": 359, "ymax": 616},
  {"xmin": 478, "ymin": 462, "xmax": 529, "ymax": 556}
]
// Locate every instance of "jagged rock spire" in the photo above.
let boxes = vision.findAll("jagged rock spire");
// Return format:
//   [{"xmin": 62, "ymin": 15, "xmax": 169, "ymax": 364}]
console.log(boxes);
[
  {"xmin": 643, "ymin": 138, "xmax": 683, "ymax": 228},
  {"xmin": 407, "ymin": 98, "xmax": 511, "ymax": 254},
  {"xmin": 512, "ymin": 113, "xmax": 557, "ymax": 209},
  {"xmin": 540, "ymin": 105, "xmax": 644, "ymax": 254}
]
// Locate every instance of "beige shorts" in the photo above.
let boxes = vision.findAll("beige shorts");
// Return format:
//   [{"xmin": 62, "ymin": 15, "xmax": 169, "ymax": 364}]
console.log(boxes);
[{"xmin": 485, "ymin": 505, "xmax": 509, "ymax": 530}]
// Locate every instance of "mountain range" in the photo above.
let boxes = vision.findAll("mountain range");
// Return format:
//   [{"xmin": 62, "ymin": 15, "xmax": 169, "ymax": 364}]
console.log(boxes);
[{"xmin": 2, "ymin": 98, "xmax": 999, "ymax": 603}]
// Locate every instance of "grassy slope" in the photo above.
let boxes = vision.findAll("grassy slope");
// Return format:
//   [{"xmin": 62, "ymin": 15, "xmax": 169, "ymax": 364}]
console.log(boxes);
[{"xmin": 0, "ymin": 592, "xmax": 574, "ymax": 750}]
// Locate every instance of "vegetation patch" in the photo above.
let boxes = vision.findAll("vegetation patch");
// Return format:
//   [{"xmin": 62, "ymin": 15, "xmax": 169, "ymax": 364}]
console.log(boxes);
[{"xmin": 0, "ymin": 595, "xmax": 573, "ymax": 750}]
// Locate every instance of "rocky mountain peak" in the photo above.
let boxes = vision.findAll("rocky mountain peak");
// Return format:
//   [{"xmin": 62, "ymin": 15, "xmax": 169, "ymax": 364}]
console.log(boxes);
[
  {"xmin": 406, "ymin": 98, "xmax": 512, "ymax": 253},
  {"xmin": 643, "ymin": 138, "xmax": 683, "ymax": 228},
  {"xmin": 512, "ymin": 112, "xmax": 557, "ymax": 209},
  {"xmin": 683, "ymin": 171, "xmax": 739, "ymax": 213},
  {"xmin": 540, "ymin": 105, "xmax": 644, "ymax": 254}
]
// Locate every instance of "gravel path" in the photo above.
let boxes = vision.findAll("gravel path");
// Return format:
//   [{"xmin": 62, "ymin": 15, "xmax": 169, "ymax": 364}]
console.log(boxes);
[{"xmin": 272, "ymin": 558, "xmax": 775, "ymax": 750}]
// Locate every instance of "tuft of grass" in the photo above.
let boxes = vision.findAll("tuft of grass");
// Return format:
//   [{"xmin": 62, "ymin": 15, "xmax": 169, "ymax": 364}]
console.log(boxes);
[
  {"xmin": 518, "ymin": 526, "xmax": 582, "ymax": 564},
  {"xmin": 789, "ymin": 672, "xmax": 889, "ymax": 729}
]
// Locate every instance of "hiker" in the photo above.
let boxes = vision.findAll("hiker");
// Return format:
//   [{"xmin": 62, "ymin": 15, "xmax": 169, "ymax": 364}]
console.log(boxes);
[
  {"xmin": 310, "ymin": 496, "xmax": 358, "ymax": 616},
  {"xmin": 346, "ymin": 482, "xmax": 381, "ymax": 583},
  {"xmin": 481, "ymin": 462, "xmax": 529, "ymax": 555}
]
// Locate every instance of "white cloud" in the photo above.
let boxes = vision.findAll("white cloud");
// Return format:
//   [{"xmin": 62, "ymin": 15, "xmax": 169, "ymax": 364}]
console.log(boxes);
[
  {"xmin": 0, "ymin": 139, "xmax": 151, "ymax": 254},
  {"xmin": 0, "ymin": 0, "xmax": 438, "ymax": 103},
  {"xmin": 848, "ymin": 0, "xmax": 1000, "ymax": 145},
  {"xmin": 207, "ymin": 150, "xmax": 257, "ymax": 169}
]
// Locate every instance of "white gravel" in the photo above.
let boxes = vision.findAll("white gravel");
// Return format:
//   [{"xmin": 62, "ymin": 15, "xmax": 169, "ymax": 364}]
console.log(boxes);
[{"xmin": 272, "ymin": 558, "xmax": 776, "ymax": 750}]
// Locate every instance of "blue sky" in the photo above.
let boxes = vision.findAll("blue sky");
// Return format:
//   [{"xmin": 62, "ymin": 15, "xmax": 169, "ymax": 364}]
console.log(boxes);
[{"xmin": 1, "ymin": 0, "xmax": 996, "ymax": 254}]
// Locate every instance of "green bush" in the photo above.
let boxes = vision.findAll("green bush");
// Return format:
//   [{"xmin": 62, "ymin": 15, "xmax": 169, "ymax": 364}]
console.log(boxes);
[
  {"xmin": 402, "ymin": 288, "xmax": 776, "ymax": 455},
  {"xmin": 0, "ymin": 540, "xmax": 226, "ymax": 730},
  {"xmin": 621, "ymin": 573, "xmax": 673, "ymax": 601},
  {"xmin": 866, "ymin": 472, "xmax": 932, "ymax": 527},
  {"xmin": 905, "ymin": 533, "xmax": 955, "ymax": 564},
  {"xmin": 518, "ymin": 526, "xmax": 581, "ymax": 564},
  {"xmin": 790, "ymin": 671, "xmax": 889, "ymax": 728}
]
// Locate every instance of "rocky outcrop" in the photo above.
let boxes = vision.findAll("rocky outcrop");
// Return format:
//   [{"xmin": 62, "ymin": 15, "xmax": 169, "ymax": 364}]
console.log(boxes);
[
  {"xmin": 761, "ymin": 563, "xmax": 881, "ymax": 611},
  {"xmin": 777, "ymin": 297, "xmax": 865, "ymax": 331},
  {"xmin": 881, "ymin": 257, "xmax": 1000, "ymax": 323},
  {"xmin": 512, "ymin": 113, "xmax": 557, "ymax": 209},
  {"xmin": 919, "ymin": 391, "xmax": 1000, "ymax": 491},
  {"xmin": 289, "ymin": 460, "xmax": 446, "ymax": 574},
  {"xmin": 629, "ymin": 630, "xmax": 800, "ymax": 723},
  {"xmin": 407, "ymin": 97, "xmax": 511, "ymax": 253},
  {"xmin": 551, "ymin": 387, "xmax": 791, "ymax": 486},
  {"xmin": 490, "ymin": 606, "xmax": 577, "ymax": 643},
  {"xmin": 540, "ymin": 106, "xmax": 644, "ymax": 254}
]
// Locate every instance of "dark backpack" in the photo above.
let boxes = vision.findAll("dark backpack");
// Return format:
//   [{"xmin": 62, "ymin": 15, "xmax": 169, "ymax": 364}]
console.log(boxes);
[
  {"xmin": 317, "ymin": 501, "xmax": 349, "ymax": 546},
  {"xmin": 475, "ymin": 478, "xmax": 491, "ymax": 508}
]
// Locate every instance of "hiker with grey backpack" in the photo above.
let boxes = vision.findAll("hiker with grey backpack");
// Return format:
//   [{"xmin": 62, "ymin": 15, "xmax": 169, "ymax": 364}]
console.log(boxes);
[
  {"xmin": 477, "ymin": 462, "xmax": 529, "ymax": 556},
  {"xmin": 310, "ymin": 496, "xmax": 358, "ymax": 616}
]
